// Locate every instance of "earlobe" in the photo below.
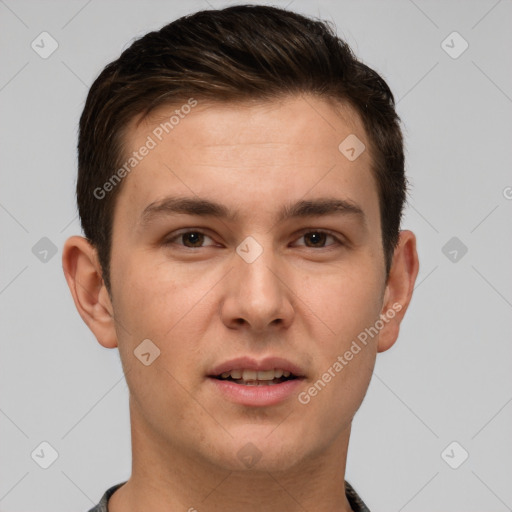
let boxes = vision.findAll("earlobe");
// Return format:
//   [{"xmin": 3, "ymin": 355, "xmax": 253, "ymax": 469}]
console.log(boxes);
[
  {"xmin": 61, "ymin": 236, "xmax": 118, "ymax": 349},
  {"xmin": 377, "ymin": 230, "xmax": 419, "ymax": 353}
]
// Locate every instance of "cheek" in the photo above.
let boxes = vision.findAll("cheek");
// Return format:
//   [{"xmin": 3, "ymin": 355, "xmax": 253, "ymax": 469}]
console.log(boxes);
[
  {"xmin": 296, "ymin": 259, "xmax": 384, "ymax": 340},
  {"xmin": 111, "ymin": 260, "xmax": 213, "ymax": 422},
  {"xmin": 294, "ymin": 261, "xmax": 382, "ymax": 406},
  {"xmin": 111, "ymin": 255, "xmax": 218, "ymax": 372},
  {"xmin": 112, "ymin": 253, "xmax": 195, "ymax": 333}
]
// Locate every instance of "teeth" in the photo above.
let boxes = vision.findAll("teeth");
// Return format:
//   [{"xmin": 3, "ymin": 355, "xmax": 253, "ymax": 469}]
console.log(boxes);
[
  {"xmin": 218, "ymin": 368, "xmax": 294, "ymax": 381},
  {"xmin": 257, "ymin": 370, "xmax": 275, "ymax": 381},
  {"xmin": 242, "ymin": 369, "xmax": 257, "ymax": 381}
]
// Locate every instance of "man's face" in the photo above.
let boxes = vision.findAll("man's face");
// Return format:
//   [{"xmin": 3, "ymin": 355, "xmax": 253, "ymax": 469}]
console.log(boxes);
[{"xmin": 108, "ymin": 95, "xmax": 389, "ymax": 472}]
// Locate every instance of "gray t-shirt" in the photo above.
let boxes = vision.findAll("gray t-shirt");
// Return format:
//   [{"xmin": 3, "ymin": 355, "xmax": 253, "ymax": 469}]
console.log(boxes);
[{"xmin": 87, "ymin": 480, "xmax": 371, "ymax": 511}]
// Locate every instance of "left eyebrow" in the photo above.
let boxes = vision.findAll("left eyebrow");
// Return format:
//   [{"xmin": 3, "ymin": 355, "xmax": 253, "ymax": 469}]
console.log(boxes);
[
  {"xmin": 139, "ymin": 195, "xmax": 367, "ymax": 227},
  {"xmin": 277, "ymin": 198, "xmax": 365, "ymax": 224}
]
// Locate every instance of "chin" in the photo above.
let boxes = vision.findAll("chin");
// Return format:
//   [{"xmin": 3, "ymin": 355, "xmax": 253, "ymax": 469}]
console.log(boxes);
[{"xmin": 208, "ymin": 425, "xmax": 314, "ymax": 473}]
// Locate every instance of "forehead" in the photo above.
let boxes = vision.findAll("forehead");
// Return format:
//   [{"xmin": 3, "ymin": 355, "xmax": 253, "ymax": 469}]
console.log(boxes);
[
  {"xmin": 132, "ymin": 95, "xmax": 367, "ymax": 164},
  {"xmin": 114, "ymin": 94, "xmax": 379, "ymax": 229}
]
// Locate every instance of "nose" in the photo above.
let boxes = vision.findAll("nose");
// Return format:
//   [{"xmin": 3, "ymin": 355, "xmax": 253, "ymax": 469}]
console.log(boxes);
[{"xmin": 220, "ymin": 242, "xmax": 294, "ymax": 333}]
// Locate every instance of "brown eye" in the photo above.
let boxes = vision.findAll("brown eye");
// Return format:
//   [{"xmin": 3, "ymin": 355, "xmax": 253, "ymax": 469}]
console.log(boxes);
[
  {"xmin": 163, "ymin": 230, "xmax": 215, "ymax": 248},
  {"xmin": 303, "ymin": 232, "xmax": 328, "ymax": 247},
  {"xmin": 181, "ymin": 232, "xmax": 205, "ymax": 247},
  {"xmin": 295, "ymin": 230, "xmax": 341, "ymax": 248}
]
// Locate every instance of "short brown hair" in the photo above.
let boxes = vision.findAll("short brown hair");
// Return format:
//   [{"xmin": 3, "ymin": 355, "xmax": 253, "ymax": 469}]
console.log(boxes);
[{"xmin": 77, "ymin": 4, "xmax": 407, "ymax": 293}]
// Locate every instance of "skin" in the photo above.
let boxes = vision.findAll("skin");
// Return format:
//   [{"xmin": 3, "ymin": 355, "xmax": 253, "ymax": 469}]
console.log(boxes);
[{"xmin": 62, "ymin": 94, "xmax": 419, "ymax": 512}]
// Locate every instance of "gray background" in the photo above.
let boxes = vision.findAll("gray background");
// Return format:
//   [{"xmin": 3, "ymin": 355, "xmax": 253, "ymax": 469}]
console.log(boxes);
[{"xmin": 1, "ymin": 0, "xmax": 511, "ymax": 510}]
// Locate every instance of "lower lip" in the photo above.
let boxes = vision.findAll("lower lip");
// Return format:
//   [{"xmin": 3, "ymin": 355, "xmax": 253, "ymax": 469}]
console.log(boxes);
[{"xmin": 208, "ymin": 377, "xmax": 304, "ymax": 407}]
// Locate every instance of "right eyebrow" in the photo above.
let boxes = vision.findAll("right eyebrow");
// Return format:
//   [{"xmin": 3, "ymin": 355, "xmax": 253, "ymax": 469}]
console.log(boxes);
[{"xmin": 140, "ymin": 196, "xmax": 238, "ymax": 225}]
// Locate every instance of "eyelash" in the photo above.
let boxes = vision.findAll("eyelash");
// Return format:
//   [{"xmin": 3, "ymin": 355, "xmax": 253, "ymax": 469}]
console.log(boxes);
[{"xmin": 163, "ymin": 229, "xmax": 344, "ymax": 249}]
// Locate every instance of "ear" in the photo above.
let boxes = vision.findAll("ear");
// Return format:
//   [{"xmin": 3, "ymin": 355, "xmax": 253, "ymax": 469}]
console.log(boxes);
[
  {"xmin": 377, "ymin": 230, "xmax": 419, "ymax": 353},
  {"xmin": 62, "ymin": 235, "xmax": 118, "ymax": 349}
]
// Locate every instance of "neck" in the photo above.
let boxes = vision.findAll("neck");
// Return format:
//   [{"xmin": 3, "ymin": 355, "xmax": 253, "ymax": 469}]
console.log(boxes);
[{"xmin": 109, "ymin": 397, "xmax": 354, "ymax": 512}]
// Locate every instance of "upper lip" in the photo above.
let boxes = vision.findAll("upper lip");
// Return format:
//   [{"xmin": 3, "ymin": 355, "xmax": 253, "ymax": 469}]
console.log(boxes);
[{"xmin": 209, "ymin": 356, "xmax": 305, "ymax": 377}]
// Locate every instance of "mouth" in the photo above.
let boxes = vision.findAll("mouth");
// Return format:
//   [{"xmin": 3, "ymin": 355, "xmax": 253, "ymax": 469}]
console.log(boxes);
[
  {"xmin": 207, "ymin": 357, "xmax": 305, "ymax": 406},
  {"xmin": 212, "ymin": 368, "xmax": 299, "ymax": 386}
]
